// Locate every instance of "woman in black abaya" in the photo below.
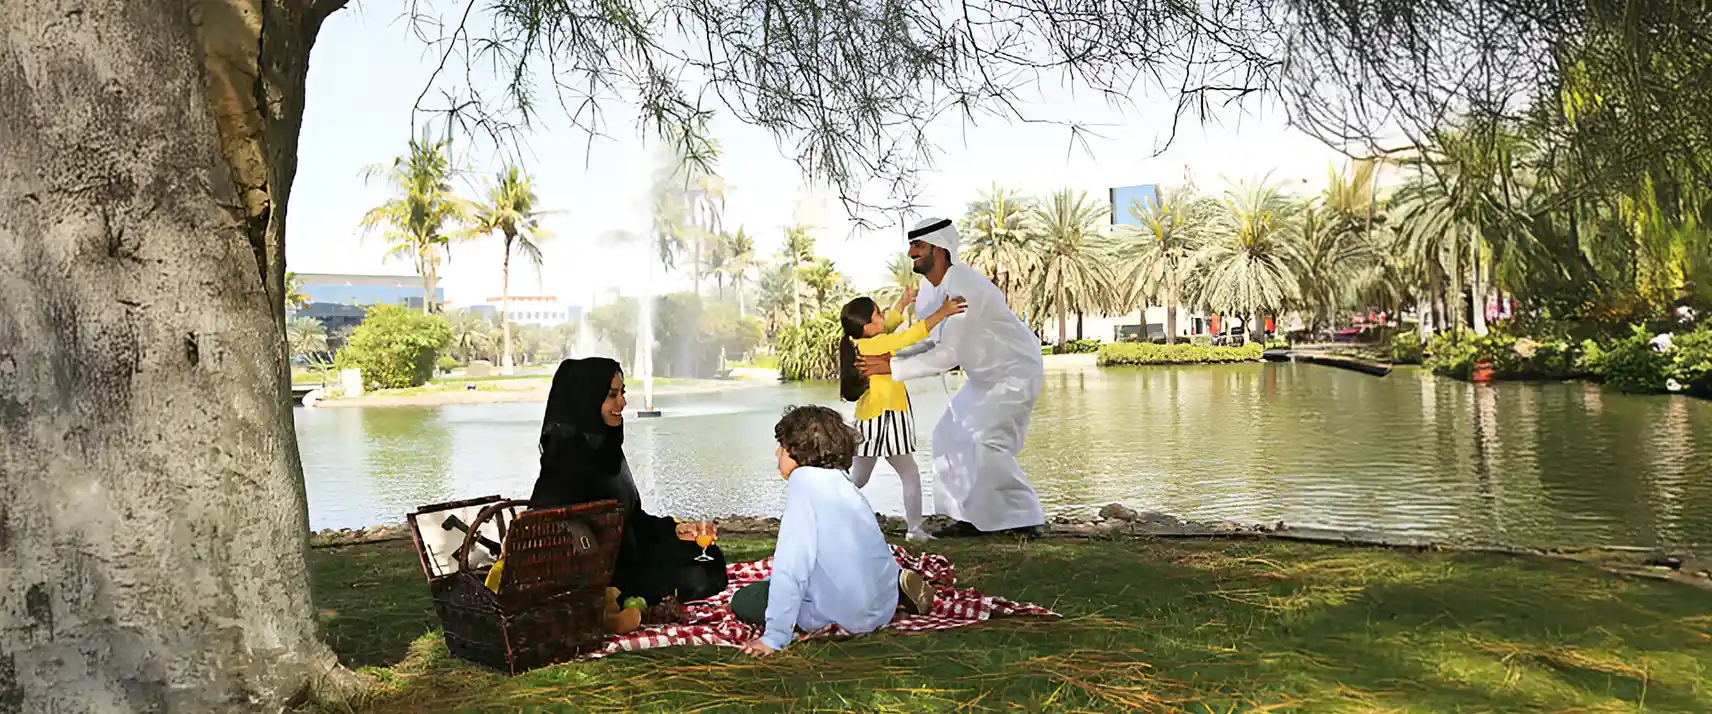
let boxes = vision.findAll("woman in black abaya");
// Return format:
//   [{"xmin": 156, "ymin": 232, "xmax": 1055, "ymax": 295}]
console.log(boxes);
[{"xmin": 529, "ymin": 357, "xmax": 728, "ymax": 604}]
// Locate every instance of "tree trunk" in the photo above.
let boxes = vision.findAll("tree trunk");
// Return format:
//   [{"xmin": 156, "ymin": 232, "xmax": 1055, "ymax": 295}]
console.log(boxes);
[
  {"xmin": 0, "ymin": 0, "xmax": 351, "ymax": 711},
  {"xmin": 1249, "ymin": 310, "xmax": 1265, "ymax": 345},
  {"xmin": 1165, "ymin": 278, "xmax": 1179, "ymax": 344},
  {"xmin": 1469, "ymin": 240, "xmax": 1488, "ymax": 336},
  {"xmin": 500, "ymin": 238, "xmax": 514, "ymax": 374},
  {"xmin": 1055, "ymin": 277, "xmax": 1067, "ymax": 347},
  {"xmin": 1075, "ymin": 311, "xmax": 1084, "ymax": 341},
  {"xmin": 1417, "ymin": 292, "xmax": 1434, "ymax": 339},
  {"xmin": 791, "ymin": 263, "xmax": 802, "ymax": 324}
]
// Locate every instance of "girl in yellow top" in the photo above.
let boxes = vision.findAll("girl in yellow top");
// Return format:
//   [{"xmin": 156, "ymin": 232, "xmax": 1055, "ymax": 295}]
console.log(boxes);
[{"xmin": 837, "ymin": 287, "xmax": 966, "ymax": 541}]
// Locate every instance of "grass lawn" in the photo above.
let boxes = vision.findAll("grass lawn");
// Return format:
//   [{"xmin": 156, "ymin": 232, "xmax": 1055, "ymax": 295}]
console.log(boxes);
[{"xmin": 308, "ymin": 537, "xmax": 1712, "ymax": 713}]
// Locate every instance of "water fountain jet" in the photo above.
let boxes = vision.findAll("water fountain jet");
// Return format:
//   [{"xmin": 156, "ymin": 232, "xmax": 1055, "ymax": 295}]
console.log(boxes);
[{"xmin": 635, "ymin": 229, "xmax": 661, "ymax": 418}]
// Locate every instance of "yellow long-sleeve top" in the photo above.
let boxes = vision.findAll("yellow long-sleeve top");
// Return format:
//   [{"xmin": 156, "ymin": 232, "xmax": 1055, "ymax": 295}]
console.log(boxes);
[{"xmin": 852, "ymin": 309, "xmax": 930, "ymax": 421}]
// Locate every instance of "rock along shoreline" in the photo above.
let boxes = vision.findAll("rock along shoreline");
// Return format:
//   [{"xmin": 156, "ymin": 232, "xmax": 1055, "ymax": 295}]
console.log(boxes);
[{"xmin": 309, "ymin": 503, "xmax": 1710, "ymax": 592}]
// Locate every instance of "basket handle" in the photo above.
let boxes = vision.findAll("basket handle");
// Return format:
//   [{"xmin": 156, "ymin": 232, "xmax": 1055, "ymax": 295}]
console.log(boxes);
[{"xmin": 455, "ymin": 499, "xmax": 529, "ymax": 573}]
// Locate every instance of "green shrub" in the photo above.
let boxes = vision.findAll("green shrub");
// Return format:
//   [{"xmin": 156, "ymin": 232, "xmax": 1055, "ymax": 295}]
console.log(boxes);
[
  {"xmin": 1051, "ymin": 339, "xmax": 1100, "ymax": 355},
  {"xmin": 1189, "ymin": 334, "xmax": 1213, "ymax": 347},
  {"xmin": 1598, "ymin": 326, "xmax": 1671, "ymax": 393},
  {"xmin": 776, "ymin": 311, "xmax": 841, "ymax": 381},
  {"xmin": 437, "ymin": 355, "xmax": 461, "ymax": 373},
  {"xmin": 335, "ymin": 304, "xmax": 452, "ymax": 390},
  {"xmin": 1423, "ymin": 331, "xmax": 1479, "ymax": 379},
  {"xmin": 1422, "ymin": 327, "xmax": 1583, "ymax": 381},
  {"xmin": 1668, "ymin": 326, "xmax": 1712, "ymax": 396},
  {"xmin": 1097, "ymin": 342, "xmax": 1263, "ymax": 366},
  {"xmin": 1390, "ymin": 333, "xmax": 1425, "ymax": 364}
]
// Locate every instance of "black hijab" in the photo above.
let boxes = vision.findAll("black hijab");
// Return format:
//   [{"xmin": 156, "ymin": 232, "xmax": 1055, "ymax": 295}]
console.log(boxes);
[{"xmin": 528, "ymin": 357, "xmax": 631, "ymax": 509}]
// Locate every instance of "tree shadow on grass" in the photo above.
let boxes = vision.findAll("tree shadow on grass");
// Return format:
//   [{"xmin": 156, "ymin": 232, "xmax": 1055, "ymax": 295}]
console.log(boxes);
[{"xmin": 307, "ymin": 537, "xmax": 1712, "ymax": 712}]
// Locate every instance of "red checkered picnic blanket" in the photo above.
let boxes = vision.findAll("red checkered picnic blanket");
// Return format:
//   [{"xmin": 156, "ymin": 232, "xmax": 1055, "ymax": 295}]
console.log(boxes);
[{"xmin": 588, "ymin": 546, "xmax": 1058, "ymax": 657}]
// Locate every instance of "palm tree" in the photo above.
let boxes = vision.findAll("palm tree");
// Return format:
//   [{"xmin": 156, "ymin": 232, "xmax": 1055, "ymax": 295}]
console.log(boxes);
[
  {"xmin": 1028, "ymin": 189, "xmax": 1115, "ymax": 347},
  {"xmin": 1290, "ymin": 203, "xmax": 1383, "ymax": 332},
  {"xmin": 960, "ymin": 184, "xmax": 1040, "ymax": 314},
  {"xmin": 286, "ymin": 317, "xmax": 329, "ymax": 366},
  {"xmin": 722, "ymin": 228, "xmax": 759, "ymax": 317},
  {"xmin": 1391, "ymin": 128, "xmax": 1534, "ymax": 335},
  {"xmin": 284, "ymin": 272, "xmax": 310, "ymax": 313},
  {"xmin": 798, "ymin": 258, "xmax": 844, "ymax": 313},
  {"xmin": 781, "ymin": 224, "xmax": 817, "ymax": 322},
  {"xmin": 756, "ymin": 262, "xmax": 798, "ymax": 335},
  {"xmin": 1195, "ymin": 177, "xmax": 1302, "ymax": 344},
  {"xmin": 446, "ymin": 309, "xmax": 500, "ymax": 363},
  {"xmin": 357, "ymin": 133, "xmax": 470, "ymax": 313},
  {"xmin": 1116, "ymin": 185, "xmax": 1200, "ymax": 343},
  {"xmin": 465, "ymin": 165, "xmax": 554, "ymax": 374},
  {"xmin": 873, "ymin": 252, "xmax": 920, "ymax": 308}
]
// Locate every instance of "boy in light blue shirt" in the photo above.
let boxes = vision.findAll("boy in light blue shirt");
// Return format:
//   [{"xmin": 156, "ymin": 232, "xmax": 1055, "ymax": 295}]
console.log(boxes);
[{"xmin": 735, "ymin": 405, "xmax": 935, "ymax": 656}]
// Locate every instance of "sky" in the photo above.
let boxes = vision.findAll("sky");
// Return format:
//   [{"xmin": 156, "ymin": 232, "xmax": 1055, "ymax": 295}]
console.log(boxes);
[{"xmin": 285, "ymin": 1, "xmax": 1350, "ymax": 310}]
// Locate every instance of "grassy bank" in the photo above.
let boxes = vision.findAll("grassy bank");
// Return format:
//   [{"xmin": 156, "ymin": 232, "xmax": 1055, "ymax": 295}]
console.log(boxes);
[{"xmin": 308, "ymin": 536, "xmax": 1711, "ymax": 713}]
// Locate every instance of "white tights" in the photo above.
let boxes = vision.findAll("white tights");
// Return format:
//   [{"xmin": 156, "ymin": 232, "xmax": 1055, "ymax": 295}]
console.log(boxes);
[{"xmin": 850, "ymin": 455, "xmax": 926, "ymax": 533}]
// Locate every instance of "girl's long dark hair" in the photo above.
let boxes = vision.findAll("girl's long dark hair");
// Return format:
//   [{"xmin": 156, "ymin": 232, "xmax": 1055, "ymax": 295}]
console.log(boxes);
[{"xmin": 838, "ymin": 297, "xmax": 878, "ymax": 402}]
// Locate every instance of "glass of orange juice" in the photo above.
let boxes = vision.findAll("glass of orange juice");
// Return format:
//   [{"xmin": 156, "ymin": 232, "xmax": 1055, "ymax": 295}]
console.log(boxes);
[{"xmin": 693, "ymin": 531, "xmax": 715, "ymax": 562}]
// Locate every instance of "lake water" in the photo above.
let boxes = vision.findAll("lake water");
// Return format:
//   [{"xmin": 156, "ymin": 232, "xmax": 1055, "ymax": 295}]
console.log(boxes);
[{"xmin": 294, "ymin": 364, "xmax": 1712, "ymax": 551}]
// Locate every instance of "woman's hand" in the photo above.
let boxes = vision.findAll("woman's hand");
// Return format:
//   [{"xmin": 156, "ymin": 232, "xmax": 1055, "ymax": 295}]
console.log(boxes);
[
  {"xmin": 675, "ymin": 520, "xmax": 717, "ymax": 542},
  {"xmin": 739, "ymin": 638, "xmax": 777, "ymax": 657}
]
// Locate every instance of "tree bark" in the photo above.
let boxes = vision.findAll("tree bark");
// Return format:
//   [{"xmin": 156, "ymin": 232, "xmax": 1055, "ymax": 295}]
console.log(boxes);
[
  {"xmin": 1164, "ymin": 275, "xmax": 1179, "ymax": 344},
  {"xmin": 0, "ymin": 0, "xmax": 349, "ymax": 710},
  {"xmin": 1055, "ymin": 276, "xmax": 1067, "ymax": 347},
  {"xmin": 500, "ymin": 237, "xmax": 514, "ymax": 374},
  {"xmin": 1469, "ymin": 240, "xmax": 1488, "ymax": 336}
]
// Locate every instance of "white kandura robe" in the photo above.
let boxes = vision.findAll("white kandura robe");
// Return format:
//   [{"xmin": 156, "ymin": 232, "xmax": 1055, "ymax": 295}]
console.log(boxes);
[{"xmin": 894, "ymin": 262, "xmax": 1047, "ymax": 532}]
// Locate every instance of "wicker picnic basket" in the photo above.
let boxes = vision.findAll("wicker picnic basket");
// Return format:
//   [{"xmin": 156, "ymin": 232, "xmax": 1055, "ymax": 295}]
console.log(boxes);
[{"xmin": 406, "ymin": 495, "xmax": 625, "ymax": 674}]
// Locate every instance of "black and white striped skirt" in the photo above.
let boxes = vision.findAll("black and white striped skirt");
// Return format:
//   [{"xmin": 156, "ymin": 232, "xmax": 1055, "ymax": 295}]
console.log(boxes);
[{"xmin": 855, "ymin": 407, "xmax": 916, "ymax": 458}]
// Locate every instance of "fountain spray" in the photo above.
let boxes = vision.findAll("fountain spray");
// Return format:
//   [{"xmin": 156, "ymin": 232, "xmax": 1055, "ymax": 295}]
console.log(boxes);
[{"xmin": 636, "ymin": 230, "xmax": 661, "ymax": 418}]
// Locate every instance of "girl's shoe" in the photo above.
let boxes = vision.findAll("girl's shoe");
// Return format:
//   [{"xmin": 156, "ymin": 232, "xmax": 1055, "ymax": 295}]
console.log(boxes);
[{"xmin": 905, "ymin": 528, "xmax": 935, "ymax": 542}]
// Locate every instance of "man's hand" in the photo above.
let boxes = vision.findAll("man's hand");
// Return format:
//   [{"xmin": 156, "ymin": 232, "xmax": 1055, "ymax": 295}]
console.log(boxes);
[
  {"xmin": 855, "ymin": 353, "xmax": 893, "ymax": 376},
  {"xmin": 740, "ymin": 638, "xmax": 777, "ymax": 657},
  {"xmin": 674, "ymin": 521, "xmax": 717, "ymax": 542}
]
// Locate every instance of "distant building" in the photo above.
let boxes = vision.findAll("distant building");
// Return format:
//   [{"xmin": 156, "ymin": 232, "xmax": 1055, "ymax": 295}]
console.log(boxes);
[
  {"xmin": 1109, "ymin": 183, "xmax": 1162, "ymax": 225},
  {"xmin": 465, "ymin": 295, "xmax": 582, "ymax": 326},
  {"xmin": 293, "ymin": 273, "xmax": 441, "ymax": 311},
  {"xmin": 290, "ymin": 273, "xmax": 443, "ymax": 345}
]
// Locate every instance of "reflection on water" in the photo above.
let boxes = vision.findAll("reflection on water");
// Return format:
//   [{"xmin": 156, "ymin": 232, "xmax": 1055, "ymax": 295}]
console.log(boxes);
[{"xmin": 295, "ymin": 365, "xmax": 1712, "ymax": 551}]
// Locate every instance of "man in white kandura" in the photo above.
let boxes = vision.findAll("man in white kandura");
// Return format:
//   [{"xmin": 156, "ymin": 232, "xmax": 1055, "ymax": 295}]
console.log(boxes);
[{"xmin": 856, "ymin": 217, "xmax": 1047, "ymax": 537}]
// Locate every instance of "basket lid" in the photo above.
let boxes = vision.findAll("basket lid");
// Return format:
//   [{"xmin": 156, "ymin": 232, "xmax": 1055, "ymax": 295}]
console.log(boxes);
[
  {"xmin": 406, "ymin": 495, "xmax": 520, "ymax": 580},
  {"xmin": 491, "ymin": 499, "xmax": 625, "ymax": 599}
]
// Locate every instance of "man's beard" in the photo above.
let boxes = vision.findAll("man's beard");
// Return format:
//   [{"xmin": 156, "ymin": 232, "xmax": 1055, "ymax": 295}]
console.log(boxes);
[{"xmin": 911, "ymin": 254, "xmax": 933, "ymax": 276}]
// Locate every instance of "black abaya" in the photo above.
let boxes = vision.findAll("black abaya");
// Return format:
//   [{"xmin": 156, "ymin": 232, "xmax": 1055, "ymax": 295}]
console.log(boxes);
[{"xmin": 530, "ymin": 358, "xmax": 728, "ymax": 604}]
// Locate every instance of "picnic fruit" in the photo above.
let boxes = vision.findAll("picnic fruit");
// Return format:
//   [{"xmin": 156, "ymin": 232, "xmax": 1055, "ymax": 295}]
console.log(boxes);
[
  {"xmin": 608, "ymin": 606, "xmax": 642, "ymax": 635},
  {"xmin": 642, "ymin": 595, "xmax": 688, "ymax": 625},
  {"xmin": 604, "ymin": 587, "xmax": 622, "ymax": 615},
  {"xmin": 622, "ymin": 596, "xmax": 648, "ymax": 612}
]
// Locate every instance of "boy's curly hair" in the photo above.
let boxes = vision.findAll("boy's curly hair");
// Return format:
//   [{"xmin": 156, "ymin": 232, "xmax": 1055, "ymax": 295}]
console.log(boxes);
[{"xmin": 774, "ymin": 405, "xmax": 860, "ymax": 471}]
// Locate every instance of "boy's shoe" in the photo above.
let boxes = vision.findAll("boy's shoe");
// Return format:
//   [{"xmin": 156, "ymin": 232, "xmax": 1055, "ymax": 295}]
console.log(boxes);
[
  {"xmin": 905, "ymin": 528, "xmax": 935, "ymax": 542},
  {"xmin": 897, "ymin": 569, "xmax": 935, "ymax": 616}
]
